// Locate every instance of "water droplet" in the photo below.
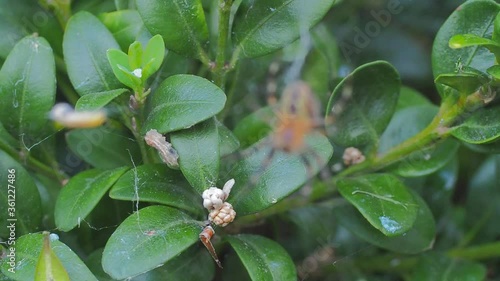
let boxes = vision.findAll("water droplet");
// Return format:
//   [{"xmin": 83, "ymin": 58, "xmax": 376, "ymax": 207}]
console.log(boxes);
[
  {"xmin": 271, "ymin": 198, "xmax": 277, "ymax": 204},
  {"xmin": 379, "ymin": 216, "xmax": 401, "ymax": 234},
  {"xmin": 49, "ymin": 233, "xmax": 59, "ymax": 241}
]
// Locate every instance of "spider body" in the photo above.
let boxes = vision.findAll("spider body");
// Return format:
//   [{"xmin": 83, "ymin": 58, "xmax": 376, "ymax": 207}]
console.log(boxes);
[{"xmin": 272, "ymin": 81, "xmax": 322, "ymax": 154}]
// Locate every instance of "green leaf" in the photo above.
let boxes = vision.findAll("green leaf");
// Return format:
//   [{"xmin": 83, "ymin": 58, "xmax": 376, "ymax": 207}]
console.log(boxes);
[
  {"xmin": 396, "ymin": 86, "xmax": 431, "ymax": 111},
  {"xmin": 128, "ymin": 41, "xmax": 143, "ymax": 70},
  {"xmin": 217, "ymin": 120, "xmax": 240, "ymax": 156},
  {"xmin": 232, "ymin": 0, "xmax": 335, "ymax": 58},
  {"xmin": 142, "ymin": 74, "xmax": 226, "ymax": 134},
  {"xmin": 75, "ymin": 88, "xmax": 129, "ymax": 111},
  {"xmin": 233, "ymin": 107, "xmax": 274, "ymax": 149},
  {"xmin": 487, "ymin": 64, "xmax": 500, "ymax": 80},
  {"xmin": 0, "ymin": 35, "xmax": 55, "ymax": 140},
  {"xmin": 449, "ymin": 33, "xmax": 500, "ymax": 58},
  {"xmin": 99, "ymin": 10, "xmax": 144, "ymax": 51},
  {"xmin": 450, "ymin": 106, "xmax": 500, "ymax": 144},
  {"xmin": 379, "ymin": 105, "xmax": 459, "ymax": 177},
  {"xmin": 107, "ymin": 49, "xmax": 142, "ymax": 90},
  {"xmin": 63, "ymin": 11, "xmax": 122, "ymax": 96},
  {"xmin": 0, "ymin": 121, "xmax": 18, "ymax": 150},
  {"xmin": 464, "ymin": 139, "xmax": 500, "ymax": 154},
  {"xmin": 337, "ymin": 174, "xmax": 418, "ymax": 236},
  {"xmin": 334, "ymin": 189, "xmax": 436, "ymax": 254},
  {"xmin": 34, "ymin": 233, "xmax": 70, "ymax": 281},
  {"xmin": 416, "ymin": 156, "xmax": 458, "ymax": 217},
  {"xmin": 142, "ymin": 34, "xmax": 165, "ymax": 80},
  {"xmin": 227, "ymin": 234, "xmax": 296, "ymax": 281},
  {"xmin": 326, "ymin": 61, "xmax": 401, "ymax": 146},
  {"xmin": 434, "ymin": 72, "xmax": 488, "ymax": 95},
  {"xmin": 412, "ymin": 253, "xmax": 486, "ymax": 281},
  {"xmin": 136, "ymin": 0, "xmax": 208, "ymax": 59},
  {"xmin": 0, "ymin": 233, "xmax": 97, "ymax": 281},
  {"xmin": 102, "ymin": 205, "xmax": 200, "ymax": 280},
  {"xmin": 66, "ymin": 125, "xmax": 141, "ymax": 169},
  {"xmin": 54, "ymin": 167, "xmax": 129, "ymax": 231},
  {"xmin": 0, "ymin": 17, "xmax": 26, "ymax": 62},
  {"xmin": 87, "ymin": 246, "xmax": 215, "ymax": 281},
  {"xmin": 432, "ymin": 0, "xmax": 500, "ymax": 97},
  {"xmin": 280, "ymin": 205, "xmax": 337, "ymax": 259},
  {"xmin": 0, "ymin": 150, "xmax": 42, "ymax": 237},
  {"xmin": 227, "ymin": 132, "xmax": 333, "ymax": 216},
  {"xmin": 465, "ymin": 155, "xmax": 500, "ymax": 244},
  {"xmin": 171, "ymin": 118, "xmax": 219, "ymax": 194},
  {"xmin": 109, "ymin": 164, "xmax": 204, "ymax": 216}
]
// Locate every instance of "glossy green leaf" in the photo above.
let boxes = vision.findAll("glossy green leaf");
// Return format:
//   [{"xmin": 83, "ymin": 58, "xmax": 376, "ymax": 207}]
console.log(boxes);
[
  {"xmin": 449, "ymin": 33, "xmax": 500, "ymax": 58},
  {"xmin": 326, "ymin": 61, "xmax": 401, "ymax": 146},
  {"xmin": 0, "ymin": 35, "xmax": 55, "ymax": 140},
  {"xmin": 233, "ymin": 107, "xmax": 273, "ymax": 149},
  {"xmin": 337, "ymin": 174, "xmax": 418, "ymax": 236},
  {"xmin": 412, "ymin": 253, "xmax": 486, "ymax": 281},
  {"xmin": 66, "ymin": 126, "xmax": 141, "ymax": 169},
  {"xmin": 280, "ymin": 205, "xmax": 337, "ymax": 259},
  {"xmin": 55, "ymin": 167, "xmax": 129, "ymax": 231},
  {"xmin": 0, "ymin": 2, "xmax": 63, "ymax": 58},
  {"xmin": 63, "ymin": 11, "xmax": 122, "ymax": 96},
  {"xmin": 102, "ymin": 205, "xmax": 200, "ymax": 280},
  {"xmin": 464, "ymin": 139, "xmax": 500, "ymax": 154},
  {"xmin": 99, "ymin": 10, "xmax": 144, "ymax": 51},
  {"xmin": 34, "ymin": 233, "xmax": 70, "ymax": 281},
  {"xmin": 396, "ymin": 86, "xmax": 431, "ymax": 111},
  {"xmin": 379, "ymin": 105, "xmax": 459, "ymax": 177},
  {"xmin": 334, "ymin": 190, "xmax": 436, "ymax": 254},
  {"xmin": 487, "ymin": 64, "xmax": 500, "ymax": 80},
  {"xmin": 434, "ymin": 72, "xmax": 488, "ymax": 95},
  {"xmin": 0, "ymin": 233, "xmax": 97, "ymax": 281},
  {"xmin": 107, "ymin": 49, "xmax": 141, "ymax": 90},
  {"xmin": 128, "ymin": 41, "xmax": 143, "ymax": 70},
  {"xmin": 432, "ymin": 0, "xmax": 500, "ymax": 97},
  {"xmin": 0, "ymin": 121, "xmax": 18, "ymax": 150},
  {"xmin": 109, "ymin": 164, "xmax": 203, "ymax": 216},
  {"xmin": 142, "ymin": 34, "xmax": 165, "ymax": 80},
  {"xmin": 87, "ymin": 245, "xmax": 215, "ymax": 281},
  {"xmin": 217, "ymin": 120, "xmax": 240, "ymax": 156},
  {"xmin": 465, "ymin": 155, "xmax": 500, "ymax": 244},
  {"xmin": 227, "ymin": 132, "xmax": 333, "ymax": 216},
  {"xmin": 494, "ymin": 10, "xmax": 500, "ymax": 42},
  {"xmin": 392, "ymin": 138, "xmax": 459, "ymax": 177},
  {"xmin": 232, "ymin": 0, "xmax": 335, "ymax": 58},
  {"xmin": 142, "ymin": 74, "xmax": 226, "ymax": 134},
  {"xmin": 0, "ymin": 150, "xmax": 42, "ymax": 237},
  {"xmin": 417, "ymin": 156, "xmax": 458, "ymax": 217},
  {"xmin": 0, "ymin": 17, "xmax": 26, "ymax": 62},
  {"xmin": 450, "ymin": 106, "xmax": 500, "ymax": 143},
  {"xmin": 171, "ymin": 118, "xmax": 219, "ymax": 194},
  {"xmin": 227, "ymin": 234, "xmax": 297, "ymax": 281},
  {"xmin": 136, "ymin": 0, "xmax": 208, "ymax": 59},
  {"xmin": 75, "ymin": 88, "xmax": 129, "ymax": 111}
]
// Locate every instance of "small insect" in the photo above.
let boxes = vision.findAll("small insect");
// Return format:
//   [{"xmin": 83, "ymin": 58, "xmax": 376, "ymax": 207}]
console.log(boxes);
[{"xmin": 199, "ymin": 222, "xmax": 223, "ymax": 268}]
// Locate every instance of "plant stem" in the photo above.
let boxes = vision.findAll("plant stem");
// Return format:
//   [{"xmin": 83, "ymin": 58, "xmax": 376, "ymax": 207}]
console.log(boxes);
[
  {"xmin": 448, "ymin": 241, "xmax": 500, "ymax": 260},
  {"xmin": 351, "ymin": 240, "xmax": 500, "ymax": 274},
  {"xmin": 213, "ymin": 0, "xmax": 233, "ymax": 89},
  {"xmin": 335, "ymin": 91, "xmax": 485, "ymax": 179},
  {"xmin": 117, "ymin": 97, "xmax": 151, "ymax": 164},
  {"xmin": 0, "ymin": 141, "xmax": 66, "ymax": 182}
]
